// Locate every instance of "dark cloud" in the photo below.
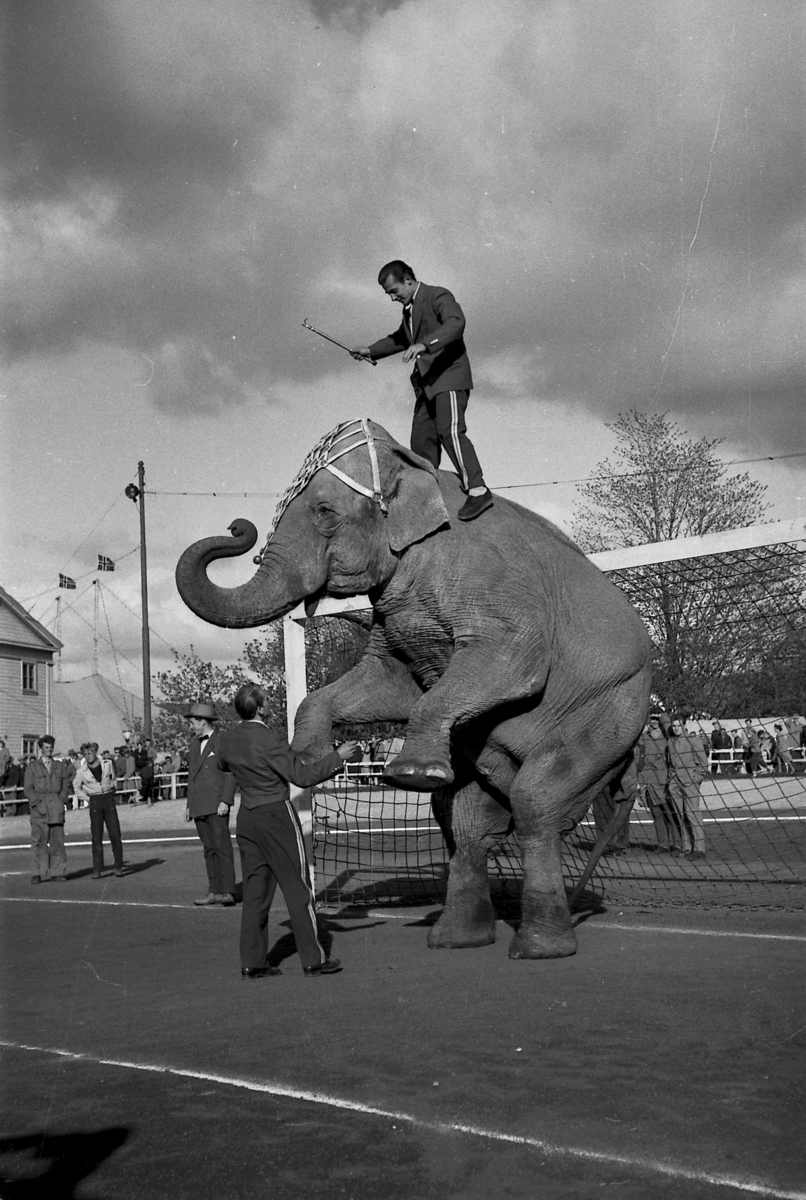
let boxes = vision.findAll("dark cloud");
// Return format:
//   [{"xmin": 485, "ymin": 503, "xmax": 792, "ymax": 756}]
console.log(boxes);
[{"xmin": 4, "ymin": 0, "xmax": 804, "ymax": 443}]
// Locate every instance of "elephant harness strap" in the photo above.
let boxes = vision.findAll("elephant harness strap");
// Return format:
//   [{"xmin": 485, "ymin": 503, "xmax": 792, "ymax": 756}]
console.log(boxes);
[{"xmin": 256, "ymin": 419, "xmax": 388, "ymax": 563}]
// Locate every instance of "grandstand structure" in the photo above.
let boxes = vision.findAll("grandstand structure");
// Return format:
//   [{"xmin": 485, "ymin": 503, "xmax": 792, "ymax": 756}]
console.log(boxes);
[{"xmin": 283, "ymin": 519, "xmax": 806, "ymax": 910}]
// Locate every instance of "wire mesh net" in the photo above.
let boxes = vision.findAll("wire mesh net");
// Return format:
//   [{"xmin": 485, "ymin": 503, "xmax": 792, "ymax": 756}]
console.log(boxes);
[{"xmin": 310, "ymin": 532, "xmax": 806, "ymax": 911}]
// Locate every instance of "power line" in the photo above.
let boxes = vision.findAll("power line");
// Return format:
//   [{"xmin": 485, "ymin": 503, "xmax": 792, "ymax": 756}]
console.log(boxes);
[{"xmin": 144, "ymin": 449, "xmax": 806, "ymax": 499}]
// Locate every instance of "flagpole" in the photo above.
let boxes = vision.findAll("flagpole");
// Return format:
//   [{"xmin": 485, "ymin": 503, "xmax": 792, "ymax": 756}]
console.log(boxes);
[{"xmin": 137, "ymin": 461, "xmax": 153, "ymax": 740}]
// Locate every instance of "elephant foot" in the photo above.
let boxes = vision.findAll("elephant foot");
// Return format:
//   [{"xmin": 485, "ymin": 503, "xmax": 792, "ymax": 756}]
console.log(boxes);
[
  {"xmin": 428, "ymin": 912, "xmax": 496, "ymax": 950},
  {"xmin": 383, "ymin": 756, "xmax": 454, "ymax": 792},
  {"xmin": 508, "ymin": 926, "xmax": 577, "ymax": 960}
]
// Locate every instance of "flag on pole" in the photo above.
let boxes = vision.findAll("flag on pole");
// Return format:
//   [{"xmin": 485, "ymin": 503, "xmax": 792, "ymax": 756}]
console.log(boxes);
[
  {"xmin": 97, "ymin": 555, "xmax": 115, "ymax": 572},
  {"xmin": 59, "ymin": 574, "xmax": 76, "ymax": 589}
]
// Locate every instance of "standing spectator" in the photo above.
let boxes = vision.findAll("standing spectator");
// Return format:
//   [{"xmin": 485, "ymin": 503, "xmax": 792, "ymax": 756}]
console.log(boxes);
[
  {"xmin": 3, "ymin": 757, "xmax": 24, "ymax": 815},
  {"xmin": 24, "ymin": 735, "xmax": 70, "ymax": 884},
  {"xmin": 217, "ymin": 683, "xmax": 359, "ymax": 979},
  {"xmin": 0, "ymin": 739, "xmax": 9, "ymax": 785},
  {"xmin": 666, "ymin": 717, "xmax": 709, "ymax": 860},
  {"xmin": 160, "ymin": 753, "xmax": 175, "ymax": 800},
  {"xmin": 709, "ymin": 721, "xmax": 733, "ymax": 774},
  {"xmin": 741, "ymin": 721, "xmax": 764, "ymax": 775},
  {"xmin": 774, "ymin": 724, "xmax": 796, "ymax": 775},
  {"xmin": 591, "ymin": 748, "xmax": 641, "ymax": 856},
  {"xmin": 61, "ymin": 751, "xmax": 78, "ymax": 809},
  {"xmin": 73, "ymin": 743, "xmax": 125, "ymax": 878},
  {"xmin": 113, "ymin": 746, "xmax": 128, "ymax": 794},
  {"xmin": 134, "ymin": 739, "xmax": 155, "ymax": 805},
  {"xmin": 637, "ymin": 716, "xmax": 680, "ymax": 852},
  {"xmin": 183, "ymin": 701, "xmax": 237, "ymax": 907}
]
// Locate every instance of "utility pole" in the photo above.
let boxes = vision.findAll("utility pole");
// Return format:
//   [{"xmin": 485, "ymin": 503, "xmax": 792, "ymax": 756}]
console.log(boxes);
[
  {"xmin": 55, "ymin": 595, "xmax": 63, "ymax": 682},
  {"xmin": 125, "ymin": 461, "xmax": 152, "ymax": 739}
]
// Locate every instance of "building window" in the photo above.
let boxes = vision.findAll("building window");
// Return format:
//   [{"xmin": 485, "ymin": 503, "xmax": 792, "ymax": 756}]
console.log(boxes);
[
  {"xmin": 22, "ymin": 736, "xmax": 38, "ymax": 758},
  {"xmin": 22, "ymin": 662, "xmax": 38, "ymax": 693}
]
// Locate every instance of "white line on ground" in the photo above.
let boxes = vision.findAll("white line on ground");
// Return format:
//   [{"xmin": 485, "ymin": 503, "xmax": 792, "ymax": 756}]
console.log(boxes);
[
  {"xmin": 0, "ymin": 897, "xmax": 200, "ymax": 910},
  {"xmin": 1, "ymin": 896, "xmax": 804, "ymax": 940},
  {"xmin": 0, "ymin": 1039, "xmax": 801, "ymax": 1199},
  {"xmin": 358, "ymin": 912, "xmax": 806, "ymax": 941},
  {"xmin": 0, "ymin": 837, "xmax": 200, "ymax": 850}
]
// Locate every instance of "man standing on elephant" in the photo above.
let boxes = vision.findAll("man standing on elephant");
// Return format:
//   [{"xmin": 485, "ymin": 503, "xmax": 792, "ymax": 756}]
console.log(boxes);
[
  {"xmin": 350, "ymin": 260, "xmax": 493, "ymax": 522},
  {"xmin": 24, "ymin": 735, "xmax": 70, "ymax": 884}
]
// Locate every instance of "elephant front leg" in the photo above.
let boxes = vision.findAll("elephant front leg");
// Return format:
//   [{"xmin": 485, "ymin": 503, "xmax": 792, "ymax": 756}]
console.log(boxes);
[
  {"xmin": 427, "ymin": 782, "xmax": 507, "ymax": 950},
  {"xmin": 292, "ymin": 645, "xmax": 421, "ymax": 759},
  {"xmin": 385, "ymin": 640, "xmax": 548, "ymax": 792}
]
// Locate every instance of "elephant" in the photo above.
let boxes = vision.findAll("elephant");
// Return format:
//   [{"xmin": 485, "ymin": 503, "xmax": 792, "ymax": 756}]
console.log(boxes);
[{"xmin": 176, "ymin": 418, "xmax": 652, "ymax": 959}]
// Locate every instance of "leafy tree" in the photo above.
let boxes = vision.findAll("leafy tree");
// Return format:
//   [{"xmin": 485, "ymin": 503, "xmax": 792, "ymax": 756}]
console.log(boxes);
[{"xmin": 572, "ymin": 411, "xmax": 806, "ymax": 716}]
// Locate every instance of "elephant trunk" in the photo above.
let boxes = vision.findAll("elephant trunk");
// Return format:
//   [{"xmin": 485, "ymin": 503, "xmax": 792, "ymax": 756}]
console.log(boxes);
[{"xmin": 175, "ymin": 519, "xmax": 315, "ymax": 629}]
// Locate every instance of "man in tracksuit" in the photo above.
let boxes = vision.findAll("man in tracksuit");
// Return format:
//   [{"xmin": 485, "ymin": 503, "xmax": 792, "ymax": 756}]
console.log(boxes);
[{"xmin": 351, "ymin": 260, "xmax": 493, "ymax": 521}]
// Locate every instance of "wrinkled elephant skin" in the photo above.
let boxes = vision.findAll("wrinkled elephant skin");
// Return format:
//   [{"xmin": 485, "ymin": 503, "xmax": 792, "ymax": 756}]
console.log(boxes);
[{"xmin": 176, "ymin": 420, "xmax": 652, "ymax": 959}]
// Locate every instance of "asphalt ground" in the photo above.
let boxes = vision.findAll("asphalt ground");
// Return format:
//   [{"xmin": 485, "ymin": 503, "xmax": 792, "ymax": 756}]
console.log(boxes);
[{"xmin": 0, "ymin": 813, "xmax": 805, "ymax": 1199}]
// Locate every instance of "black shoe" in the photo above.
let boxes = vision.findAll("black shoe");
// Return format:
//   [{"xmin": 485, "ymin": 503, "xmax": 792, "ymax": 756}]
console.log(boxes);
[
  {"xmin": 686, "ymin": 850, "xmax": 706, "ymax": 861},
  {"xmin": 241, "ymin": 966, "xmax": 282, "ymax": 979},
  {"xmin": 303, "ymin": 959, "xmax": 342, "ymax": 977},
  {"xmin": 214, "ymin": 893, "xmax": 235, "ymax": 906},
  {"xmin": 30, "ymin": 875, "xmax": 41, "ymax": 885},
  {"xmin": 458, "ymin": 490, "xmax": 493, "ymax": 521},
  {"xmin": 52, "ymin": 876, "xmax": 66, "ymax": 883}
]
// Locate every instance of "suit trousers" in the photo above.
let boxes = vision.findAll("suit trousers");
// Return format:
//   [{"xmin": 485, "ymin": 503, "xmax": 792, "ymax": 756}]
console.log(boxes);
[
  {"xmin": 89, "ymin": 793, "xmax": 124, "ymax": 872},
  {"xmin": 410, "ymin": 389, "xmax": 485, "ymax": 491},
  {"xmin": 666, "ymin": 777, "xmax": 706, "ymax": 853},
  {"xmin": 194, "ymin": 813, "xmax": 236, "ymax": 896},
  {"xmin": 236, "ymin": 801, "xmax": 326, "ymax": 971},
  {"xmin": 31, "ymin": 817, "xmax": 66, "ymax": 879}
]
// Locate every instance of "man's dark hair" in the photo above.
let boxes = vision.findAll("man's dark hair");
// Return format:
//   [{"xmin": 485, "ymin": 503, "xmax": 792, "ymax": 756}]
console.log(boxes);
[
  {"xmin": 378, "ymin": 260, "xmax": 416, "ymax": 285},
  {"xmin": 38, "ymin": 735, "xmax": 55, "ymax": 747},
  {"xmin": 234, "ymin": 682, "xmax": 266, "ymax": 720}
]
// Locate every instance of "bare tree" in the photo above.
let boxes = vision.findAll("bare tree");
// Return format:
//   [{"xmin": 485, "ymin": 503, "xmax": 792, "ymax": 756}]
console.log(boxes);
[{"xmin": 571, "ymin": 411, "xmax": 799, "ymax": 716}]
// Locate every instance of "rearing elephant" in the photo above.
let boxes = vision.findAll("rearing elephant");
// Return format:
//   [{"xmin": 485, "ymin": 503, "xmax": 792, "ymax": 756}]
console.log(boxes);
[{"xmin": 176, "ymin": 419, "xmax": 652, "ymax": 959}]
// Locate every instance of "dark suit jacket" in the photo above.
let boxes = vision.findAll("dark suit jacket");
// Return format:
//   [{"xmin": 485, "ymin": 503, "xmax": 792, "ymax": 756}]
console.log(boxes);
[
  {"xmin": 217, "ymin": 722, "xmax": 343, "ymax": 809},
  {"xmin": 186, "ymin": 729, "xmax": 237, "ymax": 818},
  {"xmin": 368, "ymin": 281, "xmax": 473, "ymax": 400}
]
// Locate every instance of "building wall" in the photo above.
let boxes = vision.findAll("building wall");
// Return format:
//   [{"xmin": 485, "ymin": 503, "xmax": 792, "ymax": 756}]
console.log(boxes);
[{"xmin": 0, "ymin": 648, "xmax": 53, "ymax": 757}]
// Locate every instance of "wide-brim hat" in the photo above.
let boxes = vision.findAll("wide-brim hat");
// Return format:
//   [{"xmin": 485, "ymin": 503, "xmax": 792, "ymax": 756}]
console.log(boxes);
[{"xmin": 185, "ymin": 701, "xmax": 218, "ymax": 721}]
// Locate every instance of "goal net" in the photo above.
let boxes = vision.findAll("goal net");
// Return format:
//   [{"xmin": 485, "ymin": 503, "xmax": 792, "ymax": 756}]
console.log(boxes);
[{"xmin": 292, "ymin": 519, "xmax": 806, "ymax": 910}]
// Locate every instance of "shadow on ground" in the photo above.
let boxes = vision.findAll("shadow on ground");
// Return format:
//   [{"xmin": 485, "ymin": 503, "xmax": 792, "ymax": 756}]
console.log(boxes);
[{"xmin": 0, "ymin": 1127, "xmax": 129, "ymax": 1199}]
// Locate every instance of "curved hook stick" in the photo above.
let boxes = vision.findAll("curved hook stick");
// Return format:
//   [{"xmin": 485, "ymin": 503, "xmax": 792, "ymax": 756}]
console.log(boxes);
[{"xmin": 302, "ymin": 319, "xmax": 376, "ymax": 365}]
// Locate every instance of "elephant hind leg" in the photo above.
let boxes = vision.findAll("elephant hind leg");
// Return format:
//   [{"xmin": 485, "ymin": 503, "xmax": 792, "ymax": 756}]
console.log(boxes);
[
  {"xmin": 427, "ymin": 781, "xmax": 510, "ymax": 950},
  {"xmin": 507, "ymin": 760, "xmax": 608, "ymax": 961}
]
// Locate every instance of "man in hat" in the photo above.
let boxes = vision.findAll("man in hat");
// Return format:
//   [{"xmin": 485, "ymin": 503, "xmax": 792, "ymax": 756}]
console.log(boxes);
[
  {"xmin": 24, "ymin": 735, "xmax": 71, "ymax": 884},
  {"xmin": 184, "ymin": 701, "xmax": 237, "ymax": 906}
]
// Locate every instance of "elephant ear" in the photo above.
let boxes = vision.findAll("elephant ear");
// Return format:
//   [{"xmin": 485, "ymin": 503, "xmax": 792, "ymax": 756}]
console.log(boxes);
[{"xmin": 384, "ymin": 443, "xmax": 451, "ymax": 553}]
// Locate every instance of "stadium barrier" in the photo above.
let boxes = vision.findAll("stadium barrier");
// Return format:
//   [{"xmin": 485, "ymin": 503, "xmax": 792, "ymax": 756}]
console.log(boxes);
[{"xmin": 0, "ymin": 771, "xmax": 189, "ymax": 816}]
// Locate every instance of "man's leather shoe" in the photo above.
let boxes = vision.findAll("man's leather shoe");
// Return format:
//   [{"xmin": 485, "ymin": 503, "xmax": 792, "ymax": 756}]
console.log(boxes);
[
  {"xmin": 113, "ymin": 868, "xmax": 126, "ymax": 877},
  {"xmin": 52, "ymin": 876, "xmax": 66, "ymax": 882},
  {"xmin": 194, "ymin": 893, "xmax": 218, "ymax": 906},
  {"xmin": 458, "ymin": 489, "xmax": 493, "ymax": 521},
  {"xmin": 241, "ymin": 966, "xmax": 282, "ymax": 979},
  {"xmin": 92, "ymin": 872, "xmax": 102, "ymax": 879},
  {"xmin": 303, "ymin": 959, "xmax": 342, "ymax": 976},
  {"xmin": 215, "ymin": 893, "xmax": 235, "ymax": 906},
  {"xmin": 30, "ymin": 875, "xmax": 41, "ymax": 885}
]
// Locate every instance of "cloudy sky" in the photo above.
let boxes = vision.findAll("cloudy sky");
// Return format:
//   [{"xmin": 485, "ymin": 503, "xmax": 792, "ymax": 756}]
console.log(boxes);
[{"xmin": 3, "ymin": 0, "xmax": 805, "ymax": 696}]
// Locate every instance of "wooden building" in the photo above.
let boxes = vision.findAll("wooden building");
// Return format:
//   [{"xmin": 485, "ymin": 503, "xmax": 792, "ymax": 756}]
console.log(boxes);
[{"xmin": 0, "ymin": 585, "xmax": 62, "ymax": 759}]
